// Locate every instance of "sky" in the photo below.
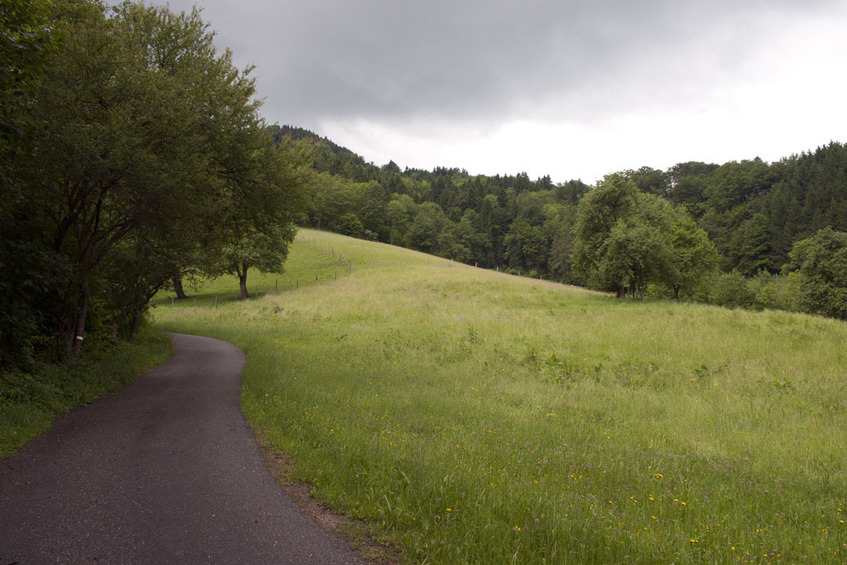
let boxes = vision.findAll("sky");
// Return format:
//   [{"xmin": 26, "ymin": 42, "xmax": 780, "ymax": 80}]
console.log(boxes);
[{"xmin": 157, "ymin": 0, "xmax": 847, "ymax": 183}]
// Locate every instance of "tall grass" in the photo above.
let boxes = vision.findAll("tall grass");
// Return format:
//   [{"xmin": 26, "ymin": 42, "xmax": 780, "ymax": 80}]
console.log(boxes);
[{"xmin": 155, "ymin": 228, "xmax": 847, "ymax": 563}]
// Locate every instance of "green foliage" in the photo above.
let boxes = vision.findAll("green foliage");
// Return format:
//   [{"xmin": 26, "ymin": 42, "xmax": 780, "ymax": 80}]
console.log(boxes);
[
  {"xmin": 573, "ymin": 179, "xmax": 714, "ymax": 300},
  {"xmin": 572, "ymin": 173, "xmax": 639, "ymax": 289},
  {"xmin": 290, "ymin": 127, "xmax": 847, "ymax": 315},
  {"xmin": 0, "ymin": 0, "xmax": 308, "ymax": 367},
  {"xmin": 0, "ymin": 0, "xmax": 57, "ymax": 137},
  {"xmin": 709, "ymin": 271, "xmax": 756, "ymax": 309},
  {"xmin": 337, "ymin": 212, "xmax": 365, "ymax": 238},
  {"xmin": 749, "ymin": 271, "xmax": 800, "ymax": 312},
  {"xmin": 666, "ymin": 215, "xmax": 719, "ymax": 300},
  {"xmin": 785, "ymin": 227, "xmax": 847, "ymax": 320},
  {"xmin": 205, "ymin": 135, "xmax": 310, "ymax": 299}
]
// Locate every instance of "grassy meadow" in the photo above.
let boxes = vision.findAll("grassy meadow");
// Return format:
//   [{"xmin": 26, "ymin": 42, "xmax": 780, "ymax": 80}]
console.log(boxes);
[{"xmin": 154, "ymin": 228, "xmax": 847, "ymax": 564}]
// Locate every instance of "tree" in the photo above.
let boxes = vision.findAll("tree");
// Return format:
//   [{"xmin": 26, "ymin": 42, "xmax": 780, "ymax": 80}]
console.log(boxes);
[
  {"xmin": 572, "ymin": 173, "xmax": 638, "ymax": 290},
  {"xmin": 593, "ymin": 194, "xmax": 677, "ymax": 299},
  {"xmin": 732, "ymin": 213, "xmax": 773, "ymax": 275},
  {"xmin": 0, "ymin": 0, "xmax": 61, "ymax": 367},
  {"xmin": 1, "ymin": 0, "xmax": 308, "ymax": 364},
  {"xmin": 784, "ymin": 227, "xmax": 847, "ymax": 320},
  {"xmin": 666, "ymin": 161, "xmax": 718, "ymax": 218},
  {"xmin": 572, "ymin": 177, "xmax": 718, "ymax": 299},
  {"xmin": 666, "ymin": 215, "xmax": 719, "ymax": 300},
  {"xmin": 10, "ymin": 0, "xmax": 212, "ymax": 360},
  {"xmin": 0, "ymin": 0, "xmax": 56, "ymax": 137},
  {"xmin": 386, "ymin": 193, "xmax": 415, "ymax": 244},
  {"xmin": 549, "ymin": 228, "xmax": 574, "ymax": 282},
  {"xmin": 628, "ymin": 166, "xmax": 669, "ymax": 197},
  {"xmin": 407, "ymin": 202, "xmax": 448, "ymax": 253},
  {"xmin": 338, "ymin": 212, "xmax": 365, "ymax": 238},
  {"xmin": 205, "ymin": 136, "xmax": 309, "ymax": 300},
  {"xmin": 598, "ymin": 215, "xmax": 674, "ymax": 299}
]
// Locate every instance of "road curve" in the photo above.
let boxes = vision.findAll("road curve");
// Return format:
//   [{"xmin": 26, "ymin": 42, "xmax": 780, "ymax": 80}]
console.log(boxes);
[{"xmin": 0, "ymin": 333, "xmax": 365, "ymax": 565}]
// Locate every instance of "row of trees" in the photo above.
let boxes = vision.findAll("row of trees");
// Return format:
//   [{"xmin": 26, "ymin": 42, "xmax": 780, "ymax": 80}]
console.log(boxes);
[
  {"xmin": 0, "ymin": 1, "xmax": 308, "ymax": 369},
  {"xmin": 281, "ymin": 126, "xmax": 846, "ymax": 319}
]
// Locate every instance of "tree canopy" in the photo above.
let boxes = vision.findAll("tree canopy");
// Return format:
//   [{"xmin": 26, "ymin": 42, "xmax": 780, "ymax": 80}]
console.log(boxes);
[
  {"xmin": 784, "ymin": 228, "xmax": 847, "ymax": 320},
  {"xmin": 0, "ymin": 0, "xmax": 308, "ymax": 368}
]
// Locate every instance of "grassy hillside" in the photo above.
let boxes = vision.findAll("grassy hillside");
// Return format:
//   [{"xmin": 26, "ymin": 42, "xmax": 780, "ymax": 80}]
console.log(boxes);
[{"xmin": 154, "ymin": 228, "xmax": 847, "ymax": 564}]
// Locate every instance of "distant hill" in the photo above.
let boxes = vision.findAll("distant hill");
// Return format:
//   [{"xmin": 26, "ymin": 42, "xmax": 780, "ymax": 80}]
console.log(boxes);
[
  {"xmin": 268, "ymin": 124, "xmax": 375, "ymax": 181},
  {"xmin": 271, "ymin": 123, "xmax": 847, "ymax": 288}
]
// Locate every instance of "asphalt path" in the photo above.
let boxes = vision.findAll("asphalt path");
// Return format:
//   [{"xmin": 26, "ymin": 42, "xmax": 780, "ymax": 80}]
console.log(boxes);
[{"xmin": 0, "ymin": 333, "xmax": 365, "ymax": 565}]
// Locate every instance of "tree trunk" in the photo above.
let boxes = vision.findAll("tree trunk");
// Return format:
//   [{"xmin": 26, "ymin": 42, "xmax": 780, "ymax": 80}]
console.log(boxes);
[
  {"xmin": 69, "ymin": 279, "xmax": 90, "ymax": 362},
  {"xmin": 238, "ymin": 265, "xmax": 249, "ymax": 300},
  {"xmin": 673, "ymin": 284, "xmax": 681, "ymax": 301},
  {"xmin": 616, "ymin": 276, "xmax": 626, "ymax": 299},
  {"xmin": 173, "ymin": 273, "xmax": 187, "ymax": 300},
  {"xmin": 128, "ymin": 312, "xmax": 142, "ymax": 343}
]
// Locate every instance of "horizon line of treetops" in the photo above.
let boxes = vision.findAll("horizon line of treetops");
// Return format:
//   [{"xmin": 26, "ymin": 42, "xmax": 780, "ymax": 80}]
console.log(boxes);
[{"xmin": 274, "ymin": 125, "xmax": 847, "ymax": 321}]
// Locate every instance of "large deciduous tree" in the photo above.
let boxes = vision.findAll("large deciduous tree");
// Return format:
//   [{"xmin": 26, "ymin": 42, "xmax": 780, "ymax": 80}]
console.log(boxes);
[
  {"xmin": 665, "ymin": 215, "xmax": 719, "ymax": 300},
  {"xmin": 205, "ymin": 136, "xmax": 310, "ymax": 300},
  {"xmin": 0, "ymin": 0, "xmax": 307, "ymax": 365},
  {"xmin": 571, "ymin": 173, "xmax": 638, "ymax": 293},
  {"xmin": 573, "ymin": 174, "xmax": 720, "ymax": 299}
]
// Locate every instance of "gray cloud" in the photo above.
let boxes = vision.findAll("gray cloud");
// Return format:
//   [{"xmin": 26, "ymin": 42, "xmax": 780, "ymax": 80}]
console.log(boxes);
[
  {"xmin": 177, "ymin": 0, "xmax": 829, "ymax": 126},
  {"xmin": 148, "ymin": 0, "xmax": 846, "ymax": 178}
]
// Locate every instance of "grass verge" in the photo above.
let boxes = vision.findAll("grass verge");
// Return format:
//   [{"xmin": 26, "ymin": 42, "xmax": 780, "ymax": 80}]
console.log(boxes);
[{"xmin": 155, "ymin": 228, "xmax": 847, "ymax": 564}]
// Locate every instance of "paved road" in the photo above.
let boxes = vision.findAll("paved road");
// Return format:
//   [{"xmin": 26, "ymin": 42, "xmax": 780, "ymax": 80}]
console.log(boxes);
[{"xmin": 0, "ymin": 333, "xmax": 365, "ymax": 564}]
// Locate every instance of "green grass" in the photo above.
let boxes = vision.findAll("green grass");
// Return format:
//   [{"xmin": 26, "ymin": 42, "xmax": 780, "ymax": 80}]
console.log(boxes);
[
  {"xmin": 155, "ymin": 228, "xmax": 847, "ymax": 564},
  {"xmin": 0, "ymin": 326, "xmax": 172, "ymax": 459}
]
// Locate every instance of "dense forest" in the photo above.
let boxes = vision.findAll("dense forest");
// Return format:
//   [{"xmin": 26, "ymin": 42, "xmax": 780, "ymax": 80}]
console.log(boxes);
[{"xmin": 272, "ymin": 125, "xmax": 847, "ymax": 317}]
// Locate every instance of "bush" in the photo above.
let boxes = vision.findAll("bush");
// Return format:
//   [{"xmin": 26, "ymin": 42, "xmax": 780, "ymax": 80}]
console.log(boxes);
[{"xmin": 710, "ymin": 271, "xmax": 755, "ymax": 309}]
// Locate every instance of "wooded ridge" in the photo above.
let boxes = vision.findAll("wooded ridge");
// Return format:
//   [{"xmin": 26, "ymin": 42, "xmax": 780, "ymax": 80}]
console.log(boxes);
[{"xmin": 276, "ymin": 124, "xmax": 846, "ymax": 319}]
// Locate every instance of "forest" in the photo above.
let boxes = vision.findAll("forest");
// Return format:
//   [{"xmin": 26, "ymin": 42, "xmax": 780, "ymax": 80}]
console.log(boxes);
[{"xmin": 274, "ymin": 125, "xmax": 847, "ymax": 320}]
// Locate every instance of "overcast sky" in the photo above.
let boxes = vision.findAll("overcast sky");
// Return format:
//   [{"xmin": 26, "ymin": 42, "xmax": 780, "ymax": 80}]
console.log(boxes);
[{"xmin": 159, "ymin": 0, "xmax": 847, "ymax": 183}]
